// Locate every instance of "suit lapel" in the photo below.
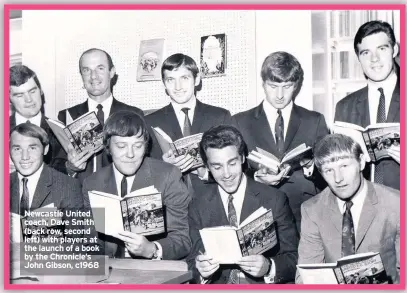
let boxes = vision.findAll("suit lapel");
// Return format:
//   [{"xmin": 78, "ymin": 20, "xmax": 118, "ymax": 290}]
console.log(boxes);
[
  {"xmin": 355, "ymin": 181, "xmax": 378, "ymax": 250},
  {"xmin": 240, "ymin": 178, "xmax": 261, "ymax": 225},
  {"xmin": 283, "ymin": 104, "xmax": 301, "ymax": 153},
  {"xmin": 207, "ymin": 185, "xmax": 230, "ymax": 226},
  {"xmin": 191, "ymin": 100, "xmax": 206, "ymax": 134},
  {"xmin": 70, "ymin": 101, "xmax": 88, "ymax": 120},
  {"xmin": 130, "ymin": 159, "xmax": 154, "ymax": 192},
  {"xmin": 10, "ymin": 172, "xmax": 20, "ymax": 214},
  {"xmin": 101, "ymin": 166, "xmax": 120, "ymax": 195},
  {"xmin": 10, "ymin": 114, "xmax": 16, "ymax": 131},
  {"xmin": 253, "ymin": 103, "xmax": 279, "ymax": 156},
  {"xmin": 386, "ymin": 81, "xmax": 400, "ymax": 123},
  {"xmin": 326, "ymin": 191, "xmax": 342, "ymax": 234},
  {"xmin": 355, "ymin": 87, "xmax": 371, "ymax": 127},
  {"xmin": 162, "ymin": 105, "xmax": 184, "ymax": 140},
  {"xmin": 31, "ymin": 165, "xmax": 52, "ymax": 210}
]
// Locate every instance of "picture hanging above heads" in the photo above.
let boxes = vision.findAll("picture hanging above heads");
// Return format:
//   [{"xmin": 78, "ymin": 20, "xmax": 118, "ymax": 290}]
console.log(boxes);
[
  {"xmin": 200, "ymin": 33, "xmax": 226, "ymax": 78},
  {"xmin": 137, "ymin": 38, "xmax": 165, "ymax": 82}
]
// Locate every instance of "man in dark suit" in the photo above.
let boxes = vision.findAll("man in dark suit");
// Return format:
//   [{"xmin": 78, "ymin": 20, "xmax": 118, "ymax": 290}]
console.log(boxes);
[
  {"xmin": 234, "ymin": 52, "xmax": 329, "ymax": 232},
  {"xmin": 9, "ymin": 65, "xmax": 65, "ymax": 173},
  {"xmin": 296, "ymin": 134, "xmax": 400, "ymax": 284},
  {"xmin": 82, "ymin": 111, "xmax": 191, "ymax": 260},
  {"xmin": 144, "ymin": 53, "xmax": 234, "ymax": 197},
  {"xmin": 187, "ymin": 125, "xmax": 299, "ymax": 284},
  {"xmin": 334, "ymin": 21, "xmax": 400, "ymax": 190},
  {"xmin": 9, "ymin": 123, "xmax": 89, "ymax": 242},
  {"xmin": 57, "ymin": 48, "xmax": 144, "ymax": 182}
]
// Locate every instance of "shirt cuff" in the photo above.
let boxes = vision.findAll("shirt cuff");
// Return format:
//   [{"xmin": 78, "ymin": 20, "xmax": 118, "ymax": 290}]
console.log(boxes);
[
  {"xmin": 200, "ymin": 276, "xmax": 210, "ymax": 284},
  {"xmin": 152, "ymin": 241, "xmax": 163, "ymax": 260},
  {"xmin": 264, "ymin": 258, "xmax": 276, "ymax": 283},
  {"xmin": 302, "ymin": 161, "xmax": 315, "ymax": 177}
]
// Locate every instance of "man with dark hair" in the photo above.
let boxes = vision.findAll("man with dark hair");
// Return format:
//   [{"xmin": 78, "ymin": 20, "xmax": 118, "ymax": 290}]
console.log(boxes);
[
  {"xmin": 234, "ymin": 51, "xmax": 329, "ymax": 232},
  {"xmin": 187, "ymin": 125, "xmax": 299, "ymax": 284},
  {"xmin": 57, "ymin": 48, "xmax": 144, "ymax": 182},
  {"xmin": 82, "ymin": 110, "xmax": 191, "ymax": 260},
  {"xmin": 144, "ymin": 53, "xmax": 235, "ymax": 197},
  {"xmin": 295, "ymin": 134, "xmax": 400, "ymax": 284},
  {"xmin": 9, "ymin": 65, "xmax": 64, "ymax": 172},
  {"xmin": 335, "ymin": 20, "xmax": 400, "ymax": 190}
]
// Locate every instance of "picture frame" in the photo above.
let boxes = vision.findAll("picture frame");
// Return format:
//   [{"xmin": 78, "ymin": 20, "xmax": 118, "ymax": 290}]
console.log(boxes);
[
  {"xmin": 136, "ymin": 38, "xmax": 165, "ymax": 82},
  {"xmin": 200, "ymin": 33, "xmax": 226, "ymax": 78}
]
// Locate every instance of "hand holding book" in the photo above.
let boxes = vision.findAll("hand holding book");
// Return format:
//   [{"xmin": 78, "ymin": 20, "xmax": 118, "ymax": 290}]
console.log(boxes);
[
  {"xmin": 254, "ymin": 164, "xmax": 291, "ymax": 186},
  {"xmin": 196, "ymin": 251, "xmax": 220, "ymax": 280},
  {"xmin": 115, "ymin": 231, "xmax": 156, "ymax": 259},
  {"xmin": 162, "ymin": 149, "xmax": 196, "ymax": 173},
  {"xmin": 387, "ymin": 144, "xmax": 400, "ymax": 164}
]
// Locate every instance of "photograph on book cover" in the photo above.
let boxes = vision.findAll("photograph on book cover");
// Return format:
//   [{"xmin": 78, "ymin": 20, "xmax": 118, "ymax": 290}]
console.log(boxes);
[{"xmin": 4, "ymin": 3, "xmax": 405, "ymax": 290}]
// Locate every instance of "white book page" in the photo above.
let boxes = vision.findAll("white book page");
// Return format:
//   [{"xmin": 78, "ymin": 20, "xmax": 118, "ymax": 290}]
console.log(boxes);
[
  {"xmin": 199, "ymin": 229, "xmax": 242, "ymax": 264},
  {"xmin": 239, "ymin": 206, "xmax": 268, "ymax": 227},
  {"xmin": 298, "ymin": 267, "xmax": 339, "ymax": 284},
  {"xmin": 366, "ymin": 123, "xmax": 399, "ymax": 130},
  {"xmin": 153, "ymin": 127, "xmax": 173, "ymax": 143},
  {"xmin": 124, "ymin": 185, "xmax": 159, "ymax": 197}
]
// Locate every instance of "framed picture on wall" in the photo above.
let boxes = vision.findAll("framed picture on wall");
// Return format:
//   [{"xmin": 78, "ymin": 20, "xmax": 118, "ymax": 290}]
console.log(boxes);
[
  {"xmin": 137, "ymin": 38, "xmax": 165, "ymax": 82},
  {"xmin": 200, "ymin": 33, "xmax": 226, "ymax": 78}
]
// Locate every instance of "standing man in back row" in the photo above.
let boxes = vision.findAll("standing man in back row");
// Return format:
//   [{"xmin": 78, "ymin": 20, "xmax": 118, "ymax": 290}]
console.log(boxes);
[
  {"xmin": 334, "ymin": 20, "xmax": 400, "ymax": 190},
  {"xmin": 57, "ymin": 48, "xmax": 144, "ymax": 182}
]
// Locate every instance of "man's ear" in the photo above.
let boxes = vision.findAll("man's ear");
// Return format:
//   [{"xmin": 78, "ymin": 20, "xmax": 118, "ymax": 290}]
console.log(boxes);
[
  {"xmin": 241, "ymin": 155, "xmax": 246, "ymax": 165},
  {"xmin": 109, "ymin": 66, "xmax": 116, "ymax": 79},
  {"xmin": 195, "ymin": 73, "xmax": 201, "ymax": 87},
  {"xmin": 43, "ymin": 145, "xmax": 49, "ymax": 156},
  {"xmin": 392, "ymin": 42, "xmax": 399, "ymax": 59},
  {"xmin": 359, "ymin": 153, "xmax": 366, "ymax": 171}
]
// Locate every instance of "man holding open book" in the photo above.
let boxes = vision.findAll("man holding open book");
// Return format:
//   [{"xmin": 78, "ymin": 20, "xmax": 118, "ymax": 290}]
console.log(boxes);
[
  {"xmin": 82, "ymin": 111, "xmax": 191, "ymax": 260},
  {"xmin": 334, "ymin": 21, "xmax": 400, "ymax": 190},
  {"xmin": 187, "ymin": 125, "xmax": 299, "ymax": 284},
  {"xmin": 296, "ymin": 134, "xmax": 400, "ymax": 284}
]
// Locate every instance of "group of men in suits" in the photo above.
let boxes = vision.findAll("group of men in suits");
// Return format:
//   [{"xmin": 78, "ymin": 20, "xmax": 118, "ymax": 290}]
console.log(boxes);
[{"xmin": 9, "ymin": 20, "xmax": 400, "ymax": 284}]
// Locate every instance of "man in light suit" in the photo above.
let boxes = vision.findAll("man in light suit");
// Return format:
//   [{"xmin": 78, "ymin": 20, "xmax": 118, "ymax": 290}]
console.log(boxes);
[
  {"xmin": 187, "ymin": 125, "xmax": 299, "ymax": 284},
  {"xmin": 334, "ymin": 21, "xmax": 400, "ymax": 190},
  {"xmin": 57, "ymin": 48, "xmax": 144, "ymax": 182},
  {"xmin": 296, "ymin": 134, "xmax": 400, "ymax": 284},
  {"xmin": 82, "ymin": 111, "xmax": 191, "ymax": 260},
  {"xmin": 234, "ymin": 51, "xmax": 329, "ymax": 232},
  {"xmin": 145, "ymin": 53, "xmax": 235, "ymax": 197}
]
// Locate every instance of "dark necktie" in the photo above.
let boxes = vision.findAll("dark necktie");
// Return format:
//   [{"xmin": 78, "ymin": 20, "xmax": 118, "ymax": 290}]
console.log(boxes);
[
  {"xmin": 116, "ymin": 175, "xmax": 128, "ymax": 258},
  {"xmin": 181, "ymin": 108, "xmax": 192, "ymax": 137},
  {"xmin": 341, "ymin": 200, "xmax": 355, "ymax": 257},
  {"xmin": 121, "ymin": 175, "xmax": 128, "ymax": 198},
  {"xmin": 20, "ymin": 178, "xmax": 29, "ymax": 216},
  {"xmin": 227, "ymin": 194, "xmax": 239, "ymax": 284},
  {"xmin": 374, "ymin": 88, "xmax": 386, "ymax": 184},
  {"xmin": 275, "ymin": 109, "xmax": 284, "ymax": 155},
  {"xmin": 25, "ymin": 120, "xmax": 31, "ymax": 124},
  {"xmin": 95, "ymin": 104, "xmax": 104, "ymax": 171}
]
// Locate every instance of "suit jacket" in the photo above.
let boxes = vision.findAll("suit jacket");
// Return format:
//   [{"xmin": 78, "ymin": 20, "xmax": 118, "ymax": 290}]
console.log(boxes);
[
  {"xmin": 144, "ymin": 99, "xmax": 235, "ymax": 196},
  {"xmin": 10, "ymin": 164, "xmax": 86, "ymax": 238},
  {"xmin": 82, "ymin": 157, "xmax": 191, "ymax": 260},
  {"xmin": 234, "ymin": 102, "xmax": 329, "ymax": 232},
  {"xmin": 187, "ymin": 177, "xmax": 299, "ymax": 284},
  {"xmin": 296, "ymin": 180, "xmax": 400, "ymax": 284},
  {"xmin": 9, "ymin": 114, "xmax": 65, "ymax": 173},
  {"xmin": 56, "ymin": 97, "xmax": 144, "ymax": 182},
  {"xmin": 334, "ymin": 77, "xmax": 400, "ymax": 190}
]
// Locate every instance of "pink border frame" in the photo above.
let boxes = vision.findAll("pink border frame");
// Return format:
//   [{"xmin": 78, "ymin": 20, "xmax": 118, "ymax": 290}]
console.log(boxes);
[{"xmin": 3, "ymin": 3, "xmax": 405, "ymax": 291}]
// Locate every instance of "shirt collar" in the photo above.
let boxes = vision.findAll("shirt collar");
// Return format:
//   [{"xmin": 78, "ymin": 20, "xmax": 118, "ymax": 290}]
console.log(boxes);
[
  {"xmin": 367, "ymin": 71, "xmax": 397, "ymax": 95},
  {"xmin": 87, "ymin": 94, "xmax": 113, "ymax": 114},
  {"xmin": 170, "ymin": 95, "xmax": 197, "ymax": 116},
  {"xmin": 336, "ymin": 178, "xmax": 367, "ymax": 213},
  {"xmin": 218, "ymin": 174, "xmax": 247, "ymax": 205},
  {"xmin": 17, "ymin": 163, "xmax": 44, "ymax": 184},
  {"xmin": 15, "ymin": 111, "xmax": 42, "ymax": 127},
  {"xmin": 112, "ymin": 163, "xmax": 136, "ymax": 195},
  {"xmin": 263, "ymin": 100, "xmax": 293, "ymax": 120}
]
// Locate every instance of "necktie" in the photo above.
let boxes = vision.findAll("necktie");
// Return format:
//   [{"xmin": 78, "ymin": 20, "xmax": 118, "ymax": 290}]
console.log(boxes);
[
  {"xmin": 275, "ymin": 109, "xmax": 284, "ymax": 155},
  {"xmin": 121, "ymin": 175, "xmax": 128, "ymax": 198},
  {"xmin": 181, "ymin": 108, "xmax": 192, "ymax": 137},
  {"xmin": 116, "ymin": 175, "xmax": 130, "ymax": 258},
  {"xmin": 227, "ymin": 194, "xmax": 240, "ymax": 284},
  {"xmin": 20, "ymin": 178, "xmax": 29, "ymax": 216},
  {"xmin": 374, "ymin": 88, "xmax": 386, "ymax": 184},
  {"xmin": 341, "ymin": 200, "xmax": 355, "ymax": 257},
  {"xmin": 95, "ymin": 104, "xmax": 104, "ymax": 171},
  {"xmin": 25, "ymin": 120, "xmax": 31, "ymax": 124}
]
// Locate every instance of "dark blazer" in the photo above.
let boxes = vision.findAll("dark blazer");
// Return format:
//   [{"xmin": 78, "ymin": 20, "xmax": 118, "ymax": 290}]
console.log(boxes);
[
  {"xmin": 10, "ymin": 164, "xmax": 86, "ymax": 237},
  {"xmin": 56, "ymin": 97, "xmax": 144, "ymax": 182},
  {"xmin": 82, "ymin": 157, "xmax": 191, "ymax": 260},
  {"xmin": 334, "ymin": 76, "xmax": 400, "ymax": 190},
  {"xmin": 187, "ymin": 177, "xmax": 299, "ymax": 284},
  {"xmin": 144, "ymin": 99, "xmax": 235, "ymax": 196},
  {"xmin": 9, "ymin": 114, "xmax": 65, "ymax": 173},
  {"xmin": 234, "ymin": 102, "xmax": 329, "ymax": 232},
  {"xmin": 296, "ymin": 181, "xmax": 400, "ymax": 284}
]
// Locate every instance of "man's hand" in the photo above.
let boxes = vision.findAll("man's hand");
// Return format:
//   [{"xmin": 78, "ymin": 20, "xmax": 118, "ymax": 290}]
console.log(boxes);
[
  {"xmin": 116, "ymin": 231, "xmax": 155, "ymax": 259},
  {"xmin": 387, "ymin": 144, "xmax": 400, "ymax": 164},
  {"xmin": 236, "ymin": 255, "xmax": 271, "ymax": 278},
  {"xmin": 196, "ymin": 253, "xmax": 220, "ymax": 279},
  {"xmin": 254, "ymin": 165, "xmax": 291, "ymax": 186},
  {"xmin": 162, "ymin": 149, "xmax": 195, "ymax": 173},
  {"xmin": 66, "ymin": 143, "xmax": 103, "ymax": 172}
]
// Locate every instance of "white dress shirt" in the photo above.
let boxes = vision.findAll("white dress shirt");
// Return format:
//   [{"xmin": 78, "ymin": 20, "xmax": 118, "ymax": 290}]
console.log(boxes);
[
  {"xmin": 15, "ymin": 111, "xmax": 42, "ymax": 127},
  {"xmin": 336, "ymin": 178, "xmax": 368, "ymax": 239},
  {"xmin": 367, "ymin": 71, "xmax": 397, "ymax": 124},
  {"xmin": 263, "ymin": 100, "xmax": 293, "ymax": 141},
  {"xmin": 17, "ymin": 163, "xmax": 44, "ymax": 208},
  {"xmin": 87, "ymin": 94, "xmax": 113, "ymax": 124},
  {"xmin": 170, "ymin": 95, "xmax": 197, "ymax": 135}
]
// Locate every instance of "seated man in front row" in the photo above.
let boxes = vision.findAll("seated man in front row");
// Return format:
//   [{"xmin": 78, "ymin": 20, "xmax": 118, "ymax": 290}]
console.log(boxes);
[
  {"xmin": 296, "ymin": 134, "xmax": 400, "ymax": 284},
  {"xmin": 187, "ymin": 125, "xmax": 299, "ymax": 284},
  {"xmin": 82, "ymin": 110, "xmax": 191, "ymax": 260}
]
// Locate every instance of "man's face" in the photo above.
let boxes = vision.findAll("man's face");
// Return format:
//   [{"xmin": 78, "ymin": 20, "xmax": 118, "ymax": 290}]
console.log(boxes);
[
  {"xmin": 80, "ymin": 50, "xmax": 115, "ymax": 99},
  {"xmin": 263, "ymin": 81, "xmax": 296, "ymax": 110},
  {"xmin": 163, "ymin": 66, "xmax": 200, "ymax": 104},
  {"xmin": 357, "ymin": 32, "xmax": 397, "ymax": 82},
  {"xmin": 109, "ymin": 134, "xmax": 146, "ymax": 176},
  {"xmin": 10, "ymin": 132, "xmax": 48, "ymax": 177},
  {"xmin": 205, "ymin": 145, "xmax": 244, "ymax": 194},
  {"xmin": 10, "ymin": 77, "xmax": 42, "ymax": 119},
  {"xmin": 320, "ymin": 154, "xmax": 365, "ymax": 200}
]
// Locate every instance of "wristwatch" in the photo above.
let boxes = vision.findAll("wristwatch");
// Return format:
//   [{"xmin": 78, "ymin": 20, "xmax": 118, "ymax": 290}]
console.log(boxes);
[{"xmin": 151, "ymin": 243, "xmax": 159, "ymax": 259}]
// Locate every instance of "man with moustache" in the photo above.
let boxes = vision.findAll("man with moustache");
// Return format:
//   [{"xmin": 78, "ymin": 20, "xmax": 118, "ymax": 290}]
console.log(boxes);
[{"xmin": 335, "ymin": 21, "xmax": 400, "ymax": 190}]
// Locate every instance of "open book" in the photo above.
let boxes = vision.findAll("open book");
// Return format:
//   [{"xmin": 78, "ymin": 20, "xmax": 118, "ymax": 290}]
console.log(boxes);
[
  {"xmin": 151, "ymin": 127, "xmax": 204, "ymax": 169},
  {"xmin": 199, "ymin": 207, "xmax": 276, "ymax": 264},
  {"xmin": 297, "ymin": 252, "xmax": 390, "ymax": 284},
  {"xmin": 247, "ymin": 144, "xmax": 312, "ymax": 174},
  {"xmin": 88, "ymin": 186, "xmax": 165, "ymax": 238},
  {"xmin": 332, "ymin": 122, "xmax": 400, "ymax": 162},
  {"xmin": 46, "ymin": 111, "xmax": 104, "ymax": 154}
]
